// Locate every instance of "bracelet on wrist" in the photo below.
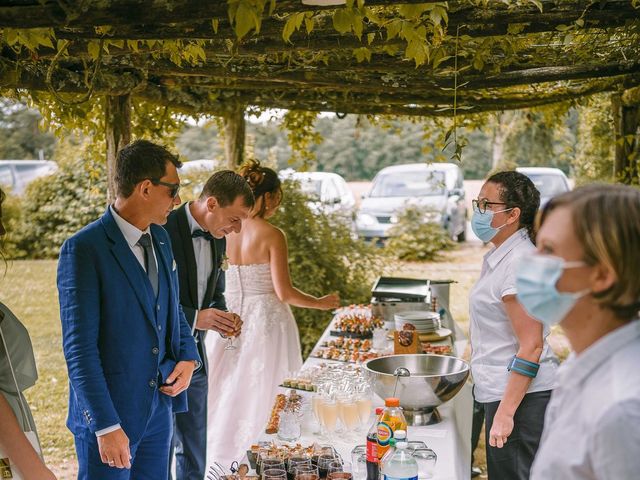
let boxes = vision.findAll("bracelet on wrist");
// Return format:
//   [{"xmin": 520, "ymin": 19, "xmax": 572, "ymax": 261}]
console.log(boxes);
[{"xmin": 507, "ymin": 355, "xmax": 540, "ymax": 378}]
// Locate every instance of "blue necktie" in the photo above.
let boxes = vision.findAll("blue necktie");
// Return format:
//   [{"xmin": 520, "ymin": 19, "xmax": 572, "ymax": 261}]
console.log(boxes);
[
  {"xmin": 137, "ymin": 233, "xmax": 158, "ymax": 298},
  {"xmin": 192, "ymin": 229, "xmax": 214, "ymax": 242}
]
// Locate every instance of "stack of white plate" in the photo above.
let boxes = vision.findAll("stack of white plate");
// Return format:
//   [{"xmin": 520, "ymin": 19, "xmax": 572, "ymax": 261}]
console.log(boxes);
[{"xmin": 394, "ymin": 311, "xmax": 441, "ymax": 334}]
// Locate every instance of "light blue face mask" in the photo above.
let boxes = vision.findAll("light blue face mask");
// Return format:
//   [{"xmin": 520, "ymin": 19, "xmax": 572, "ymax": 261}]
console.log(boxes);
[
  {"xmin": 516, "ymin": 254, "xmax": 589, "ymax": 326},
  {"xmin": 471, "ymin": 207, "xmax": 512, "ymax": 243}
]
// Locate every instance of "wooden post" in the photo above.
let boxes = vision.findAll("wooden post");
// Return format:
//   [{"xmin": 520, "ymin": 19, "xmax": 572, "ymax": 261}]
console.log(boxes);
[
  {"xmin": 612, "ymin": 90, "xmax": 640, "ymax": 185},
  {"xmin": 105, "ymin": 94, "xmax": 132, "ymax": 202},
  {"xmin": 223, "ymin": 104, "xmax": 246, "ymax": 169}
]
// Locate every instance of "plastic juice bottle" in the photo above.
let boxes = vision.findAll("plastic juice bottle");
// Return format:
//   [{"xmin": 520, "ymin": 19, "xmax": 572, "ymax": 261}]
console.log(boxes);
[
  {"xmin": 366, "ymin": 407, "xmax": 384, "ymax": 480},
  {"xmin": 376, "ymin": 398, "xmax": 408, "ymax": 460},
  {"xmin": 381, "ymin": 430, "xmax": 418, "ymax": 480}
]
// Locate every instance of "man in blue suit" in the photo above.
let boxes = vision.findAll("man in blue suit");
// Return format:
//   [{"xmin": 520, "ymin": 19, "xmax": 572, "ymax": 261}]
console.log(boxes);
[
  {"xmin": 57, "ymin": 140, "xmax": 201, "ymax": 479},
  {"xmin": 165, "ymin": 171, "xmax": 253, "ymax": 480}
]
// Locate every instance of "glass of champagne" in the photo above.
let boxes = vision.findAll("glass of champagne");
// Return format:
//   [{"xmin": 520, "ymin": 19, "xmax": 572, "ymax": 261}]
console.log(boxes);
[
  {"xmin": 222, "ymin": 310, "xmax": 238, "ymax": 350},
  {"xmin": 320, "ymin": 397, "xmax": 338, "ymax": 441}
]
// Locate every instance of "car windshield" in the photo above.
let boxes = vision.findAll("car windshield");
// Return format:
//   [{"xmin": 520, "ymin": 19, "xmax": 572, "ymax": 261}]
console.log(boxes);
[
  {"xmin": 298, "ymin": 178, "xmax": 322, "ymax": 200},
  {"xmin": 524, "ymin": 173, "xmax": 568, "ymax": 197},
  {"xmin": 370, "ymin": 171, "xmax": 446, "ymax": 197}
]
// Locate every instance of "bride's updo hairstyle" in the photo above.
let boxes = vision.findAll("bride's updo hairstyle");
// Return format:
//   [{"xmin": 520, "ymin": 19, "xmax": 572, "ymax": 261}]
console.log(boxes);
[{"xmin": 238, "ymin": 159, "xmax": 282, "ymax": 218}]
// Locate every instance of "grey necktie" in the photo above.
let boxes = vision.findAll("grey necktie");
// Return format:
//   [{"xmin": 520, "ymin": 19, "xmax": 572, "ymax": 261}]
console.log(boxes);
[{"xmin": 137, "ymin": 233, "xmax": 158, "ymax": 298}]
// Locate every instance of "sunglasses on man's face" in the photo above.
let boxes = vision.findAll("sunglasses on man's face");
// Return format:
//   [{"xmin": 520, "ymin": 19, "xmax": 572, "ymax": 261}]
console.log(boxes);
[{"xmin": 149, "ymin": 178, "xmax": 180, "ymax": 198}]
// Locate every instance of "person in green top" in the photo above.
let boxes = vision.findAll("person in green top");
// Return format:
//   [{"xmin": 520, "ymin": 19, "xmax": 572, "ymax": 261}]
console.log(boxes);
[{"xmin": 0, "ymin": 187, "xmax": 56, "ymax": 480}]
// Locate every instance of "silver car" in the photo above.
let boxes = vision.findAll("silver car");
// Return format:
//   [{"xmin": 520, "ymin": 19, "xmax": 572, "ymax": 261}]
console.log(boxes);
[
  {"xmin": 356, "ymin": 163, "xmax": 467, "ymax": 242},
  {"xmin": 284, "ymin": 170, "xmax": 356, "ymax": 221},
  {"xmin": 516, "ymin": 167, "xmax": 571, "ymax": 208}
]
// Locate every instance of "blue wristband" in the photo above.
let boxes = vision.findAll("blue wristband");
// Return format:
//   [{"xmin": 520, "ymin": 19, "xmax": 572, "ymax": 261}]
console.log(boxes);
[{"xmin": 507, "ymin": 356, "xmax": 540, "ymax": 378}]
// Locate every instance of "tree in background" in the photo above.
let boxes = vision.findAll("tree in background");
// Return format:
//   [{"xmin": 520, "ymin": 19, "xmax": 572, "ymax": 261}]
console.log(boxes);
[
  {"xmin": 0, "ymin": 99, "xmax": 56, "ymax": 159},
  {"xmin": 572, "ymin": 94, "xmax": 615, "ymax": 184}
]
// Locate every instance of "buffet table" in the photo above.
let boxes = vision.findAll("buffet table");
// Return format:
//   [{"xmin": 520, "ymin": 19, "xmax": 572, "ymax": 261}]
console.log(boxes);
[{"xmin": 263, "ymin": 312, "xmax": 473, "ymax": 480}]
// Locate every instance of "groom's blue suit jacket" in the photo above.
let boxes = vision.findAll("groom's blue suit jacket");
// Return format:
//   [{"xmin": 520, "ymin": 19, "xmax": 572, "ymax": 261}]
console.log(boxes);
[{"xmin": 57, "ymin": 208, "xmax": 200, "ymax": 443}]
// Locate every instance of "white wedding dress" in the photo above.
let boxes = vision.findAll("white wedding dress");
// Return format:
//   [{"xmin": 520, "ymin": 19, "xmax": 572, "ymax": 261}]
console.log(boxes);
[{"xmin": 205, "ymin": 263, "xmax": 303, "ymax": 468}]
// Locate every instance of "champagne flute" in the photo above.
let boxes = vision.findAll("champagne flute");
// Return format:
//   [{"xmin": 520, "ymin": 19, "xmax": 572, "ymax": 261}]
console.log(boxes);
[{"xmin": 223, "ymin": 310, "xmax": 238, "ymax": 350}]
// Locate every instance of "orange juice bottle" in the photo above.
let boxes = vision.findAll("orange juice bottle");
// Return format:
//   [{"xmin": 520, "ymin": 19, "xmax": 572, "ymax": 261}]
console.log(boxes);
[{"xmin": 376, "ymin": 397, "xmax": 408, "ymax": 460}]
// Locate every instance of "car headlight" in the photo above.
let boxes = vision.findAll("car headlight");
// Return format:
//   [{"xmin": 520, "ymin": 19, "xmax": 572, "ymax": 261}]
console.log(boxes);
[{"xmin": 356, "ymin": 213, "xmax": 378, "ymax": 227}]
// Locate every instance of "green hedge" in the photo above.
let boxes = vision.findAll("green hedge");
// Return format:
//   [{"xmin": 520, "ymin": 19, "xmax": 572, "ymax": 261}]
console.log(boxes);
[
  {"xmin": 272, "ymin": 180, "xmax": 385, "ymax": 356},
  {"xmin": 8, "ymin": 158, "xmax": 107, "ymax": 259},
  {"xmin": 384, "ymin": 205, "xmax": 455, "ymax": 262}
]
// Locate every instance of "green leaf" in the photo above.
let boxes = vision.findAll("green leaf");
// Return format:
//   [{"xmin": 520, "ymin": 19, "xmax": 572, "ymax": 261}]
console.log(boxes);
[
  {"xmin": 234, "ymin": 3, "xmax": 257, "ymax": 39},
  {"xmin": 87, "ymin": 41, "xmax": 101, "ymax": 60},
  {"xmin": 367, "ymin": 32, "xmax": 375, "ymax": 45},
  {"xmin": 529, "ymin": 0, "xmax": 544, "ymax": 13},
  {"xmin": 212, "ymin": 18, "xmax": 220, "ymax": 34},
  {"xmin": 305, "ymin": 17, "xmax": 314, "ymax": 35},
  {"xmin": 353, "ymin": 47, "xmax": 372, "ymax": 63},
  {"xmin": 283, "ymin": 12, "xmax": 305, "ymax": 43},
  {"xmin": 332, "ymin": 9, "xmax": 353, "ymax": 35},
  {"xmin": 386, "ymin": 20, "xmax": 402, "ymax": 40},
  {"xmin": 575, "ymin": 18, "xmax": 585, "ymax": 28},
  {"xmin": 555, "ymin": 24, "xmax": 571, "ymax": 32},
  {"xmin": 353, "ymin": 13, "xmax": 364, "ymax": 39}
]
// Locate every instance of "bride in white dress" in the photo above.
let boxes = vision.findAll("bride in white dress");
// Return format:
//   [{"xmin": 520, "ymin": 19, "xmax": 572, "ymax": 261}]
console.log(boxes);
[{"xmin": 206, "ymin": 160, "xmax": 340, "ymax": 467}]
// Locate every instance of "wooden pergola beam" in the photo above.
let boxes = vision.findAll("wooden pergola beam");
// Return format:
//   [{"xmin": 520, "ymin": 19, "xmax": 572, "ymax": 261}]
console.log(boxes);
[{"xmin": 34, "ymin": 1, "xmax": 639, "ymax": 45}]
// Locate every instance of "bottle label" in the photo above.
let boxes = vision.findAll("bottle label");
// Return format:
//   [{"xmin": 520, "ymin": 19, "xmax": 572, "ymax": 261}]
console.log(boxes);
[
  {"xmin": 366, "ymin": 439, "xmax": 378, "ymax": 463},
  {"xmin": 384, "ymin": 476, "xmax": 418, "ymax": 480},
  {"xmin": 377, "ymin": 422, "xmax": 393, "ymax": 446}
]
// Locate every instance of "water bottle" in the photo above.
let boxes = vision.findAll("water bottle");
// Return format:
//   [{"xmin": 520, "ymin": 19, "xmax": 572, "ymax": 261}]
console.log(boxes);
[{"xmin": 381, "ymin": 430, "xmax": 418, "ymax": 480}]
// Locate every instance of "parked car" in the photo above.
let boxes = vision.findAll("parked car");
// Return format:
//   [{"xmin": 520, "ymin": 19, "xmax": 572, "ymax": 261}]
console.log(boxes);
[
  {"xmin": 0, "ymin": 160, "xmax": 58, "ymax": 195},
  {"xmin": 516, "ymin": 167, "xmax": 571, "ymax": 207},
  {"xmin": 282, "ymin": 170, "xmax": 356, "ymax": 220},
  {"xmin": 356, "ymin": 162, "xmax": 467, "ymax": 242}
]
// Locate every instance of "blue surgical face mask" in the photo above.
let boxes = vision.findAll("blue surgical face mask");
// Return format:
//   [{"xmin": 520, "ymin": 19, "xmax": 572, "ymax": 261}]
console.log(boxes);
[
  {"xmin": 471, "ymin": 207, "xmax": 512, "ymax": 243},
  {"xmin": 516, "ymin": 254, "xmax": 589, "ymax": 326}
]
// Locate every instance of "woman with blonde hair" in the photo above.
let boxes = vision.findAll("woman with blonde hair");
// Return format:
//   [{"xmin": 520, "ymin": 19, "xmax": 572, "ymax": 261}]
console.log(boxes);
[
  {"xmin": 206, "ymin": 160, "xmax": 339, "ymax": 466},
  {"xmin": 516, "ymin": 183, "xmax": 640, "ymax": 479}
]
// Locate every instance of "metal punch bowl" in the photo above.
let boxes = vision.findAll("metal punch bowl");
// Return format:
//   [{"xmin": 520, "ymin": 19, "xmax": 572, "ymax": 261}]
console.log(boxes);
[{"xmin": 364, "ymin": 354, "xmax": 470, "ymax": 426}]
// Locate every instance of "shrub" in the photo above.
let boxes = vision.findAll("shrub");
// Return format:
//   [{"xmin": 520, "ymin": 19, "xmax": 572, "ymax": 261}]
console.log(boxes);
[
  {"xmin": 12, "ymin": 158, "xmax": 106, "ymax": 259},
  {"xmin": 0, "ymin": 190, "xmax": 23, "ymax": 259},
  {"xmin": 272, "ymin": 180, "xmax": 386, "ymax": 356},
  {"xmin": 384, "ymin": 205, "xmax": 455, "ymax": 262}
]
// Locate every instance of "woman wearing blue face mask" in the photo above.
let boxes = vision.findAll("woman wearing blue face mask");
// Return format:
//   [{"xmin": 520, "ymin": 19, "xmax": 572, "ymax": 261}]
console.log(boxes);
[
  {"xmin": 469, "ymin": 171, "xmax": 558, "ymax": 480},
  {"xmin": 521, "ymin": 184, "xmax": 640, "ymax": 480}
]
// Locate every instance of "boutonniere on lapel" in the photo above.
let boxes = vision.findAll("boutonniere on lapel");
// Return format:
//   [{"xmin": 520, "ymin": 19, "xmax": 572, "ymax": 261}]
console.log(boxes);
[{"xmin": 220, "ymin": 254, "xmax": 229, "ymax": 272}]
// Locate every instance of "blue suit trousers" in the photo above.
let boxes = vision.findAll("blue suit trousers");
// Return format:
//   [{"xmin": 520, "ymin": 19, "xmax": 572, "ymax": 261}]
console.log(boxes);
[{"xmin": 75, "ymin": 390, "xmax": 172, "ymax": 480}]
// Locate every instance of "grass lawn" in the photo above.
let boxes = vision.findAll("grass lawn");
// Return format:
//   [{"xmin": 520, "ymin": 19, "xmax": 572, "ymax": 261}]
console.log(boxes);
[{"xmin": 2, "ymin": 242, "xmax": 566, "ymax": 479}]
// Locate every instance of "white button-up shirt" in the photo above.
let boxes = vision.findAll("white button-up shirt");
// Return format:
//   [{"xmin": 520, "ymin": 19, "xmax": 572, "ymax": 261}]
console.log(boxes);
[
  {"xmin": 185, "ymin": 202, "xmax": 213, "ymax": 308},
  {"xmin": 110, "ymin": 205, "xmax": 157, "ymax": 273},
  {"xmin": 469, "ymin": 228, "xmax": 557, "ymax": 403},
  {"xmin": 531, "ymin": 319, "xmax": 640, "ymax": 480}
]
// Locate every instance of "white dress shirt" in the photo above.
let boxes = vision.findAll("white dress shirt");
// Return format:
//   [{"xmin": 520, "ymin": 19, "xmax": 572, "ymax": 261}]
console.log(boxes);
[
  {"xmin": 185, "ymin": 202, "xmax": 213, "ymax": 310},
  {"xmin": 531, "ymin": 319, "xmax": 640, "ymax": 480},
  {"xmin": 469, "ymin": 228, "xmax": 557, "ymax": 403},
  {"xmin": 96, "ymin": 206, "xmax": 157, "ymax": 437}
]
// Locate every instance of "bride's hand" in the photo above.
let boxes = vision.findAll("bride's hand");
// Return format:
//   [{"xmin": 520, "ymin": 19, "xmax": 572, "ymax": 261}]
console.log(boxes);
[{"xmin": 317, "ymin": 293, "xmax": 340, "ymax": 310}]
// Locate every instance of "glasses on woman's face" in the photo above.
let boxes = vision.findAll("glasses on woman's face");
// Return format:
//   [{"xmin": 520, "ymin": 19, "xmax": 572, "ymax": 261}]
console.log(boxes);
[
  {"xmin": 472, "ymin": 198, "xmax": 507, "ymax": 214},
  {"xmin": 150, "ymin": 178, "xmax": 181, "ymax": 198}
]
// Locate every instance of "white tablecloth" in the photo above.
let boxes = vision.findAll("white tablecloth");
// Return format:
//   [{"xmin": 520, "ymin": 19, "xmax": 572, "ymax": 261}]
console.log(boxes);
[{"xmin": 260, "ymin": 315, "xmax": 473, "ymax": 480}]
